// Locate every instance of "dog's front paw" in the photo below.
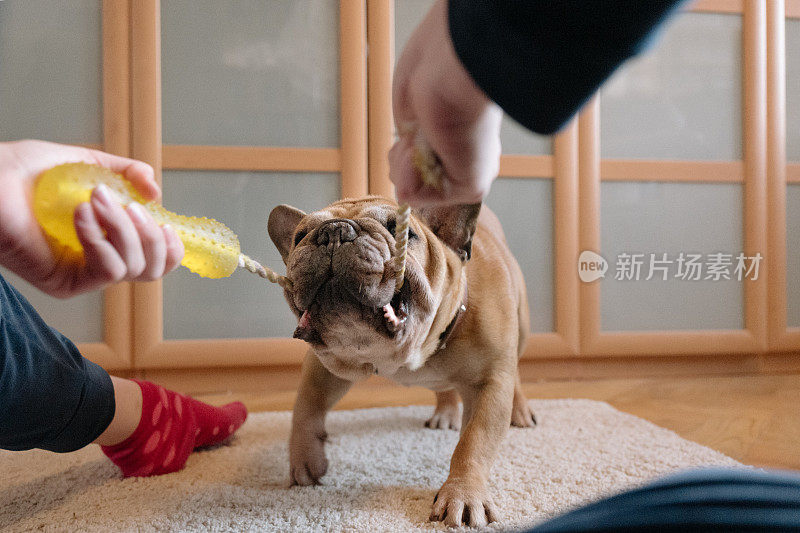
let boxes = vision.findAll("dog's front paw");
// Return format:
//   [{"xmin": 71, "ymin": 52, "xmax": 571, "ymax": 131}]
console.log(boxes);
[
  {"xmin": 429, "ymin": 478, "xmax": 498, "ymax": 527},
  {"xmin": 288, "ymin": 426, "xmax": 328, "ymax": 486}
]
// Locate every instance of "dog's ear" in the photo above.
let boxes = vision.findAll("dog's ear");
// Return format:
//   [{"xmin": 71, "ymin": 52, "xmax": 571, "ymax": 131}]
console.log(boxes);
[
  {"xmin": 268, "ymin": 205, "xmax": 306, "ymax": 262},
  {"xmin": 415, "ymin": 204, "xmax": 481, "ymax": 262}
]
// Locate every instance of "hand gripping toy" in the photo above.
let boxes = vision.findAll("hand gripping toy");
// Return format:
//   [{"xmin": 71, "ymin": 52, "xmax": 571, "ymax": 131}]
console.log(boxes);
[{"xmin": 33, "ymin": 162, "xmax": 292, "ymax": 289}]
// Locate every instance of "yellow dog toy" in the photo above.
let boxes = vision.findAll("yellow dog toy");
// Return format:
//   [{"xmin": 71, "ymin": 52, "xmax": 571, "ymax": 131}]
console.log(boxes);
[{"xmin": 33, "ymin": 162, "xmax": 292, "ymax": 289}]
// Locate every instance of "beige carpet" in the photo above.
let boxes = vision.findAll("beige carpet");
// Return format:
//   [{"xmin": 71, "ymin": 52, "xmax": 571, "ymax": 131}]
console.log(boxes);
[{"xmin": 0, "ymin": 399, "xmax": 741, "ymax": 532}]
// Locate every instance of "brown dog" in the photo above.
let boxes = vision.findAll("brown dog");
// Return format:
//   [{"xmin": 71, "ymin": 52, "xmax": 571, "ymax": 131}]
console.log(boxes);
[{"xmin": 268, "ymin": 196, "xmax": 535, "ymax": 527}]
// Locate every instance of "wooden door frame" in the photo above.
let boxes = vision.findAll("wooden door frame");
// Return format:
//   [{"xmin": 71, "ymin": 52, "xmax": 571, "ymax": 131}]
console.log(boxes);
[
  {"xmin": 77, "ymin": 0, "xmax": 133, "ymax": 371},
  {"xmin": 131, "ymin": 0, "xmax": 369, "ymax": 370}
]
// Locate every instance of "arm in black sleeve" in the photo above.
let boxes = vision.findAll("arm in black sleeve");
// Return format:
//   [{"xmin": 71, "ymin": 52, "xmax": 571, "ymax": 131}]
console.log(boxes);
[
  {"xmin": 448, "ymin": 0, "xmax": 688, "ymax": 134},
  {"xmin": 0, "ymin": 273, "xmax": 115, "ymax": 452}
]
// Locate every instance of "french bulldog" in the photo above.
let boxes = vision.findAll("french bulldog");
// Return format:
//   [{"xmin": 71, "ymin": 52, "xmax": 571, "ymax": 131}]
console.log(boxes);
[{"xmin": 268, "ymin": 196, "xmax": 536, "ymax": 527}]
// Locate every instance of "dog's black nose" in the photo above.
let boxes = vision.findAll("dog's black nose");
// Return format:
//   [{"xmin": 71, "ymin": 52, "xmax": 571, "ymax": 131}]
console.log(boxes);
[{"xmin": 317, "ymin": 219, "xmax": 357, "ymax": 248}]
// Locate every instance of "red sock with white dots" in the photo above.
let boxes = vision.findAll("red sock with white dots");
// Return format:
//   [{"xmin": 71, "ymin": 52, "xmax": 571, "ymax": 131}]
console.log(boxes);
[{"xmin": 101, "ymin": 380, "xmax": 247, "ymax": 477}]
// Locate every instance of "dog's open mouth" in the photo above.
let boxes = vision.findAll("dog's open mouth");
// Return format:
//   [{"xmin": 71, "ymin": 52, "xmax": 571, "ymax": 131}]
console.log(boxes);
[
  {"xmin": 382, "ymin": 281, "xmax": 410, "ymax": 334},
  {"xmin": 293, "ymin": 277, "xmax": 411, "ymax": 345}
]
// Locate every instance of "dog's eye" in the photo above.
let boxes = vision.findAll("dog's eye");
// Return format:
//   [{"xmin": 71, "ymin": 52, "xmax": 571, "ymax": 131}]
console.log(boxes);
[
  {"xmin": 385, "ymin": 218, "xmax": 418, "ymax": 240},
  {"xmin": 293, "ymin": 230, "xmax": 308, "ymax": 246}
]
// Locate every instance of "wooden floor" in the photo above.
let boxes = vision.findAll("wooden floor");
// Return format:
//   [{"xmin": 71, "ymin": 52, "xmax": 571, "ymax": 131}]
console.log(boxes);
[{"xmin": 196, "ymin": 373, "xmax": 800, "ymax": 471}]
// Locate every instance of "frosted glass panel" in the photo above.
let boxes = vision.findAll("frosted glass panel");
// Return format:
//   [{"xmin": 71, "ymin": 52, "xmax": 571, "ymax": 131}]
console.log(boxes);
[
  {"xmin": 787, "ymin": 19, "xmax": 800, "ymax": 162},
  {"xmin": 393, "ymin": 0, "xmax": 550, "ymax": 156},
  {"xmin": 499, "ymin": 117, "xmax": 552, "ymax": 156},
  {"xmin": 161, "ymin": 1, "xmax": 339, "ymax": 147},
  {"xmin": 163, "ymin": 171, "xmax": 340, "ymax": 340},
  {"xmin": 0, "ymin": 0, "xmax": 102, "ymax": 144},
  {"xmin": 485, "ymin": 179, "xmax": 553, "ymax": 332},
  {"xmin": 600, "ymin": 182, "xmax": 743, "ymax": 331},
  {"xmin": 788, "ymin": 185, "xmax": 800, "ymax": 328},
  {"xmin": 0, "ymin": 267, "xmax": 103, "ymax": 344},
  {"xmin": 601, "ymin": 13, "xmax": 742, "ymax": 160},
  {"xmin": 394, "ymin": 0, "xmax": 432, "ymax": 53}
]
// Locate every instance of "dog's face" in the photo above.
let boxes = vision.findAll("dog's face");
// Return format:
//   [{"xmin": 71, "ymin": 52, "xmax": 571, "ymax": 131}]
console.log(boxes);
[{"xmin": 268, "ymin": 196, "xmax": 479, "ymax": 380}]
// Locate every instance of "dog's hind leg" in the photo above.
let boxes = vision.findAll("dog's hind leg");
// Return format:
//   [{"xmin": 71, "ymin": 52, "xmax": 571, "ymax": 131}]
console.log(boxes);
[
  {"xmin": 510, "ymin": 373, "xmax": 537, "ymax": 427},
  {"xmin": 425, "ymin": 389, "xmax": 462, "ymax": 431},
  {"xmin": 510, "ymin": 261, "xmax": 536, "ymax": 427}
]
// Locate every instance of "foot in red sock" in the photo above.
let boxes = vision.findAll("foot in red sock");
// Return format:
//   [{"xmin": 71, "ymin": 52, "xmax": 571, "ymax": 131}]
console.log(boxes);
[{"xmin": 101, "ymin": 380, "xmax": 247, "ymax": 477}]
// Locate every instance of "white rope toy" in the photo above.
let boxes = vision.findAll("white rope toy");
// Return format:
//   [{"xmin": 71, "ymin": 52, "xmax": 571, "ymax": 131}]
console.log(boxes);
[
  {"xmin": 238, "ymin": 253, "xmax": 293, "ymax": 290},
  {"xmin": 393, "ymin": 130, "xmax": 444, "ymax": 292}
]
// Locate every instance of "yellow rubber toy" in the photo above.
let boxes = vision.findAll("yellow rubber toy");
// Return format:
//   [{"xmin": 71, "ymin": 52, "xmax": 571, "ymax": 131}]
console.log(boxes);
[{"xmin": 33, "ymin": 162, "xmax": 288, "ymax": 286}]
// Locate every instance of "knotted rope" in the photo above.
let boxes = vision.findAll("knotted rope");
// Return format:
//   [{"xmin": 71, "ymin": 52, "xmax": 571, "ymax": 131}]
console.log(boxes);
[
  {"xmin": 393, "ymin": 133, "xmax": 443, "ymax": 292},
  {"xmin": 238, "ymin": 253, "xmax": 293, "ymax": 290}
]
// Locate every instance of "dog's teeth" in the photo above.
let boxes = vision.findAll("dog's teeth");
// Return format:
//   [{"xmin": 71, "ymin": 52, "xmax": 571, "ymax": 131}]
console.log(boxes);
[{"xmin": 383, "ymin": 303, "xmax": 400, "ymax": 329}]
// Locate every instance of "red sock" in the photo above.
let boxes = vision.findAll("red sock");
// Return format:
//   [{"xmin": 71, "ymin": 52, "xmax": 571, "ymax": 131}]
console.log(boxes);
[{"xmin": 101, "ymin": 380, "xmax": 247, "ymax": 477}]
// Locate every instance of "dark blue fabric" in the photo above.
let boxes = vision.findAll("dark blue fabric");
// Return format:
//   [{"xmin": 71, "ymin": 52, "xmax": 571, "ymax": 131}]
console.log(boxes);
[
  {"xmin": 528, "ymin": 468, "xmax": 800, "ymax": 532},
  {"xmin": 0, "ymin": 273, "xmax": 114, "ymax": 452},
  {"xmin": 448, "ymin": 0, "xmax": 688, "ymax": 134}
]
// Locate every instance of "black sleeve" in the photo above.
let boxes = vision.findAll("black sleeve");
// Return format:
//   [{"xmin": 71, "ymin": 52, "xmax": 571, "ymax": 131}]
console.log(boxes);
[
  {"xmin": 0, "ymin": 273, "xmax": 115, "ymax": 453},
  {"xmin": 448, "ymin": 0, "xmax": 687, "ymax": 135}
]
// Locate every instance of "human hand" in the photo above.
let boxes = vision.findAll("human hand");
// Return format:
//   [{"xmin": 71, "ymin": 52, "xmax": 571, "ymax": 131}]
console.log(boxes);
[
  {"xmin": 0, "ymin": 140, "xmax": 184, "ymax": 298},
  {"xmin": 389, "ymin": 0, "xmax": 502, "ymax": 207}
]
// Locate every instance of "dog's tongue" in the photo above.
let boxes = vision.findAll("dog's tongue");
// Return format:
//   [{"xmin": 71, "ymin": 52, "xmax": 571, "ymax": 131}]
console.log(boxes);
[
  {"xmin": 294, "ymin": 310, "xmax": 322, "ymax": 343},
  {"xmin": 299, "ymin": 310, "xmax": 311, "ymax": 329}
]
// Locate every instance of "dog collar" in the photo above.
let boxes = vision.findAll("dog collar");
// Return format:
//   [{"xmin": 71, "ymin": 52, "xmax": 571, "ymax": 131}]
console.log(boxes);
[{"xmin": 436, "ymin": 285, "xmax": 468, "ymax": 352}]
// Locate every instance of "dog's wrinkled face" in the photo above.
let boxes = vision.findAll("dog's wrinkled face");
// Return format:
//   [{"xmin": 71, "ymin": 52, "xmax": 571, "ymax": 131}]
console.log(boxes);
[{"xmin": 268, "ymin": 196, "xmax": 479, "ymax": 380}]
